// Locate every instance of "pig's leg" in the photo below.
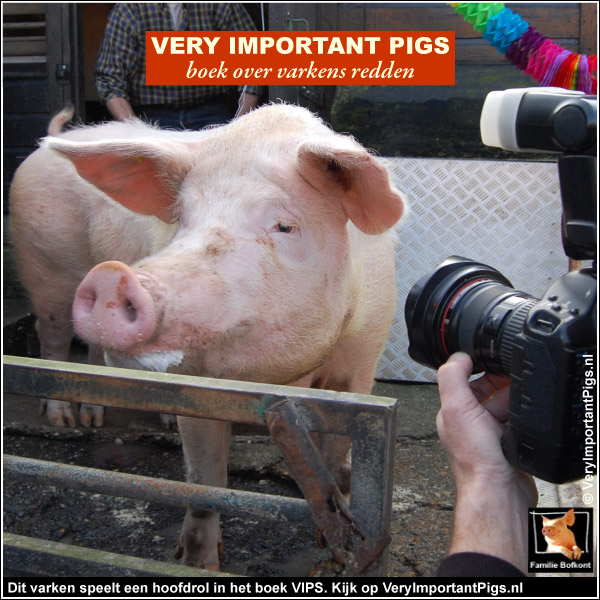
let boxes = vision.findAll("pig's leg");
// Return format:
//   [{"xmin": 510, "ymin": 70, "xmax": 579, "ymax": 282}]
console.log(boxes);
[
  {"xmin": 35, "ymin": 304, "xmax": 104, "ymax": 428},
  {"xmin": 176, "ymin": 416, "xmax": 231, "ymax": 571},
  {"xmin": 35, "ymin": 312, "xmax": 76, "ymax": 427},
  {"xmin": 308, "ymin": 373, "xmax": 375, "ymax": 496},
  {"xmin": 78, "ymin": 344, "xmax": 105, "ymax": 427}
]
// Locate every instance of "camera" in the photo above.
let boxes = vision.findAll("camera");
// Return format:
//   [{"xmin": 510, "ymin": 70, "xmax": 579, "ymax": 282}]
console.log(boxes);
[{"xmin": 405, "ymin": 88, "xmax": 597, "ymax": 484}]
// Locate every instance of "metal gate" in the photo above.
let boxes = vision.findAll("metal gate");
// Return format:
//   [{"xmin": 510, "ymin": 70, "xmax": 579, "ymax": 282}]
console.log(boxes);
[{"xmin": 3, "ymin": 355, "xmax": 397, "ymax": 577}]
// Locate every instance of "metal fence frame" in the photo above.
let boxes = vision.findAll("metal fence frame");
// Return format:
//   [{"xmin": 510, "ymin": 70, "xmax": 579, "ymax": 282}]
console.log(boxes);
[{"xmin": 3, "ymin": 355, "xmax": 398, "ymax": 577}]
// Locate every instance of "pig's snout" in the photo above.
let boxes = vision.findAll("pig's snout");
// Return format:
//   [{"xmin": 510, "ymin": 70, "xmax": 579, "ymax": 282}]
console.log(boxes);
[
  {"xmin": 542, "ymin": 527, "xmax": 553, "ymax": 537},
  {"xmin": 73, "ymin": 261, "xmax": 156, "ymax": 351}
]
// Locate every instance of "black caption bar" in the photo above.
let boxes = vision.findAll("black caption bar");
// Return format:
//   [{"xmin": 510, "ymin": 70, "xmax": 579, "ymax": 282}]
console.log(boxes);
[{"xmin": 3, "ymin": 576, "xmax": 597, "ymax": 599}]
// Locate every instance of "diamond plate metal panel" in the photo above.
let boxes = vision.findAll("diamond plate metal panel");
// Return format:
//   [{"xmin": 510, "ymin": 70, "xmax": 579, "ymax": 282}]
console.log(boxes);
[{"xmin": 377, "ymin": 158, "xmax": 565, "ymax": 382}]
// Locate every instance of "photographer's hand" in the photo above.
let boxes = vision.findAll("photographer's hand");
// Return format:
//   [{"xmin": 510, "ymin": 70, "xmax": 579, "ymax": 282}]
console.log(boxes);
[{"xmin": 436, "ymin": 352, "xmax": 537, "ymax": 574}]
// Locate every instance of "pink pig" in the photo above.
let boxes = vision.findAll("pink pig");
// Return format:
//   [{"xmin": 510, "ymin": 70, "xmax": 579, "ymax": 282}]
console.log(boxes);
[
  {"xmin": 9, "ymin": 104, "xmax": 404, "ymax": 570},
  {"xmin": 542, "ymin": 509, "xmax": 582, "ymax": 560}
]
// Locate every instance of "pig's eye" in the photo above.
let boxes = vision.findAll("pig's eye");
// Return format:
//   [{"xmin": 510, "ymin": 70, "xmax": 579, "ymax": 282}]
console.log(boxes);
[{"xmin": 275, "ymin": 223, "xmax": 297, "ymax": 234}]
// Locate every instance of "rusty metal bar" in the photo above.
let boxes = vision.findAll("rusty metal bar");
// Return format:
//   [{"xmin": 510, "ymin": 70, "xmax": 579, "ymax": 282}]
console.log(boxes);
[
  {"xmin": 4, "ymin": 533, "xmax": 236, "ymax": 578},
  {"xmin": 3, "ymin": 356, "xmax": 395, "ymax": 433},
  {"xmin": 347, "ymin": 406, "xmax": 397, "ymax": 575},
  {"xmin": 265, "ymin": 400, "xmax": 390, "ymax": 575},
  {"xmin": 4, "ymin": 454, "xmax": 311, "ymax": 523}
]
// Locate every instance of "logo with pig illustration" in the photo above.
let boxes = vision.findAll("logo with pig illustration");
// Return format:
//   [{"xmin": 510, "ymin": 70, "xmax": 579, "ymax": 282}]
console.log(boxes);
[
  {"xmin": 528, "ymin": 508, "xmax": 594, "ymax": 573},
  {"xmin": 542, "ymin": 508, "xmax": 581, "ymax": 560}
]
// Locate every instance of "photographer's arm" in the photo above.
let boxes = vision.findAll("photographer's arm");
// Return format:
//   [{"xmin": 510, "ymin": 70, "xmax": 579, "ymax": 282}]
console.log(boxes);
[{"xmin": 436, "ymin": 353, "xmax": 538, "ymax": 575}]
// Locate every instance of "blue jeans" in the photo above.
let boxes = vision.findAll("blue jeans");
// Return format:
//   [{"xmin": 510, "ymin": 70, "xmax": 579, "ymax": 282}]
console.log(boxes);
[{"xmin": 138, "ymin": 99, "xmax": 233, "ymax": 130}]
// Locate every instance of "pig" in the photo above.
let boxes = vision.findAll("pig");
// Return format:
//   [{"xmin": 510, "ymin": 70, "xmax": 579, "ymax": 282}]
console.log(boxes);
[
  {"xmin": 10, "ymin": 108, "xmax": 179, "ymax": 428},
  {"xmin": 541, "ymin": 509, "xmax": 582, "ymax": 560},
  {"xmin": 9, "ymin": 103, "xmax": 404, "ymax": 570}
]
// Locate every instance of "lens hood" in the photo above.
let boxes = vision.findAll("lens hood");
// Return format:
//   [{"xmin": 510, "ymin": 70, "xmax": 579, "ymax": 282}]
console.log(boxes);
[{"xmin": 405, "ymin": 256, "xmax": 513, "ymax": 370}]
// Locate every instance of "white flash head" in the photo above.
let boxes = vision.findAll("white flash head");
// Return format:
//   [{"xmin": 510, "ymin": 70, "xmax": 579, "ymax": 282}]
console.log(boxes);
[{"xmin": 480, "ymin": 87, "xmax": 596, "ymax": 154}]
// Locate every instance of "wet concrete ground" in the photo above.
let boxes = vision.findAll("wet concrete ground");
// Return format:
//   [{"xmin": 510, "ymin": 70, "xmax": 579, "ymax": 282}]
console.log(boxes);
[{"xmin": 2, "ymin": 312, "xmax": 592, "ymax": 578}]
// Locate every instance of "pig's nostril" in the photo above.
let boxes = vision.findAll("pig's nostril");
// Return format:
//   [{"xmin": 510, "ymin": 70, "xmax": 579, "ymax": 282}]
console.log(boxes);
[{"xmin": 124, "ymin": 299, "xmax": 138, "ymax": 322}]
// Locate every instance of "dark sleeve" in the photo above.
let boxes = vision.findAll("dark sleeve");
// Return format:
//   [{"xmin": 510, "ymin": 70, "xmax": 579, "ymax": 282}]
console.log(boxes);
[
  {"xmin": 436, "ymin": 552, "xmax": 526, "ymax": 577},
  {"xmin": 214, "ymin": 3, "xmax": 257, "ymax": 33},
  {"xmin": 94, "ymin": 4, "xmax": 140, "ymax": 103}
]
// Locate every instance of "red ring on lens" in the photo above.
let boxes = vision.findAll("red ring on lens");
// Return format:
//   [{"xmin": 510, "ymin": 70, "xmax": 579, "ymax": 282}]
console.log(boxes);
[{"xmin": 440, "ymin": 278, "xmax": 490, "ymax": 358}]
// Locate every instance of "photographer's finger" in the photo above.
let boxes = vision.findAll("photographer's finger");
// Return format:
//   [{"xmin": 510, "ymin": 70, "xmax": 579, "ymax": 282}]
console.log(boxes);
[
  {"xmin": 470, "ymin": 373, "xmax": 510, "ymax": 402},
  {"xmin": 437, "ymin": 353, "xmax": 482, "ymax": 424},
  {"xmin": 437, "ymin": 353, "xmax": 474, "ymax": 405},
  {"xmin": 470, "ymin": 374, "xmax": 511, "ymax": 422},
  {"xmin": 479, "ymin": 384, "xmax": 511, "ymax": 423},
  {"xmin": 435, "ymin": 408, "xmax": 445, "ymax": 442}
]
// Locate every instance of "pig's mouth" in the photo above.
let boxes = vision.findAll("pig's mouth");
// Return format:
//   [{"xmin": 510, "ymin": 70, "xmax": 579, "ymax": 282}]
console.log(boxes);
[{"xmin": 103, "ymin": 349, "xmax": 184, "ymax": 373}]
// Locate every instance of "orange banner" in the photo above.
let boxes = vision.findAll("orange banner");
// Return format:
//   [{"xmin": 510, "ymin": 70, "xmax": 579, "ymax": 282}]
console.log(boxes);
[{"xmin": 146, "ymin": 31, "xmax": 455, "ymax": 86}]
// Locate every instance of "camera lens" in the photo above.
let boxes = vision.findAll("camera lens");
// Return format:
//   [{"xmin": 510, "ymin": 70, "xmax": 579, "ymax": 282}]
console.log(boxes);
[{"xmin": 405, "ymin": 256, "xmax": 538, "ymax": 375}]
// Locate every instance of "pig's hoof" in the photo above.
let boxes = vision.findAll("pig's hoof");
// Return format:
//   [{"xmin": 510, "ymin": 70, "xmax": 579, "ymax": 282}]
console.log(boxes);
[
  {"xmin": 174, "ymin": 543, "xmax": 220, "ymax": 572},
  {"xmin": 79, "ymin": 404, "xmax": 105, "ymax": 427},
  {"xmin": 160, "ymin": 413, "xmax": 178, "ymax": 430},
  {"xmin": 42, "ymin": 399, "xmax": 76, "ymax": 427},
  {"xmin": 176, "ymin": 520, "xmax": 222, "ymax": 571}
]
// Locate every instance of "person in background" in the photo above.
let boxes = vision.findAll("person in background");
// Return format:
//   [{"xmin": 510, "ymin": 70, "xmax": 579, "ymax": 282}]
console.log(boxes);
[
  {"xmin": 95, "ymin": 3, "xmax": 262, "ymax": 129},
  {"xmin": 435, "ymin": 352, "xmax": 538, "ymax": 577}
]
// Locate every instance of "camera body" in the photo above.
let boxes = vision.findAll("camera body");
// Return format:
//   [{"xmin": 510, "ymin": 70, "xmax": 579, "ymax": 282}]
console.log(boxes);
[
  {"xmin": 405, "ymin": 88, "xmax": 597, "ymax": 484},
  {"xmin": 502, "ymin": 267, "xmax": 595, "ymax": 483}
]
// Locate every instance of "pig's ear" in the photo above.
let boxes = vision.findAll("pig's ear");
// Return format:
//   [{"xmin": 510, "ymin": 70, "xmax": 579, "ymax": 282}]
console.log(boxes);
[
  {"xmin": 297, "ymin": 138, "xmax": 404, "ymax": 234},
  {"xmin": 43, "ymin": 137, "xmax": 195, "ymax": 222},
  {"xmin": 565, "ymin": 509, "xmax": 575, "ymax": 525}
]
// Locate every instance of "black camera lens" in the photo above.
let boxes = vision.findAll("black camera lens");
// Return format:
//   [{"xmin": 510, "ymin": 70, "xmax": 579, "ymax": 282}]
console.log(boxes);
[{"xmin": 405, "ymin": 256, "xmax": 538, "ymax": 375}]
